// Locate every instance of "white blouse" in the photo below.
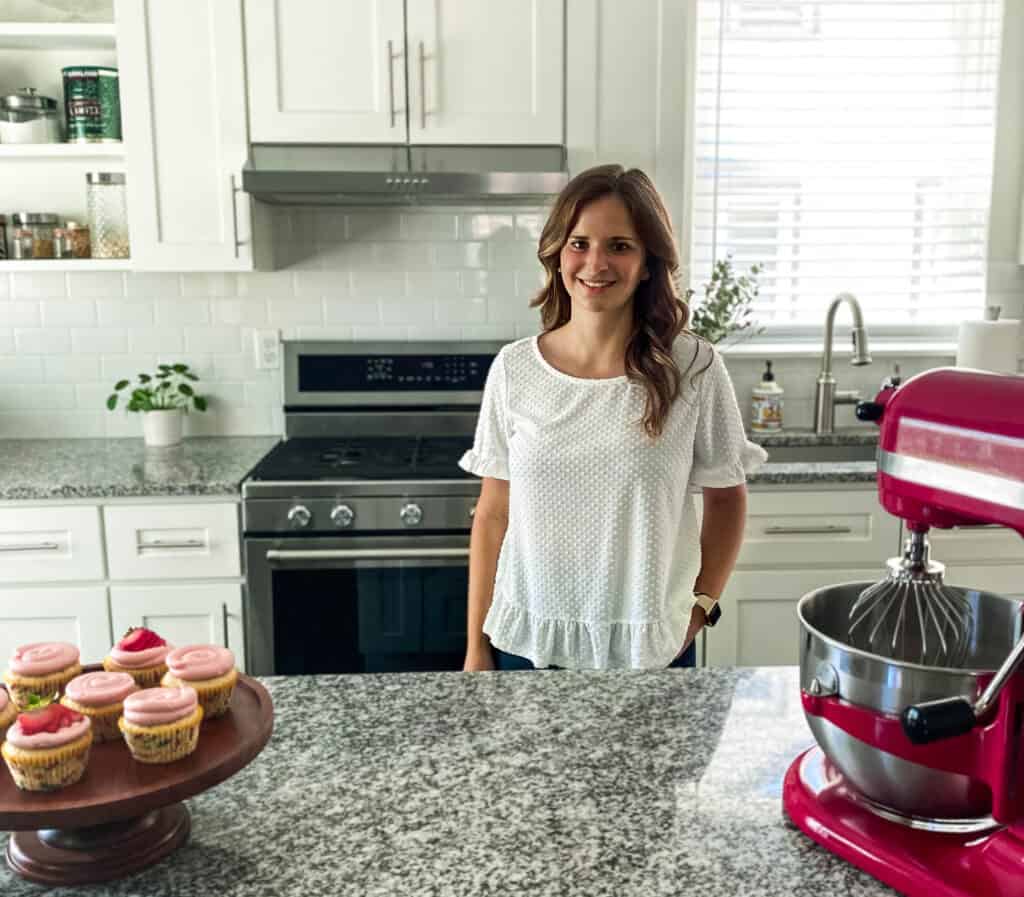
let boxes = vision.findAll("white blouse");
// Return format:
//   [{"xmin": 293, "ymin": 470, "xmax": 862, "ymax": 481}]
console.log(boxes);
[{"xmin": 459, "ymin": 333, "xmax": 767, "ymax": 670}]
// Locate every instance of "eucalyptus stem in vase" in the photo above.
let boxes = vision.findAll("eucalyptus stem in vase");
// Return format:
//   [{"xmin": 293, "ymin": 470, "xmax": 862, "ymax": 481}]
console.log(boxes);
[{"xmin": 686, "ymin": 255, "xmax": 764, "ymax": 346}]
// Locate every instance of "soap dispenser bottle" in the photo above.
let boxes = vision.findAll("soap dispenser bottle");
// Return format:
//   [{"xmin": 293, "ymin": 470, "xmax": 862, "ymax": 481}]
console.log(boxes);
[{"xmin": 751, "ymin": 361, "xmax": 784, "ymax": 432}]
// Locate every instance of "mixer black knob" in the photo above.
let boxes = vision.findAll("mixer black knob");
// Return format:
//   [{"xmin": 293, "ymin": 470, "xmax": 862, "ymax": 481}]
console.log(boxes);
[{"xmin": 855, "ymin": 400, "xmax": 885, "ymax": 422}]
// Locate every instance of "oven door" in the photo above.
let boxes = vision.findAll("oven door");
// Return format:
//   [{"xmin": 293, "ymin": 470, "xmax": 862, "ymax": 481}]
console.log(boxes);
[{"xmin": 244, "ymin": 533, "xmax": 469, "ymax": 675}]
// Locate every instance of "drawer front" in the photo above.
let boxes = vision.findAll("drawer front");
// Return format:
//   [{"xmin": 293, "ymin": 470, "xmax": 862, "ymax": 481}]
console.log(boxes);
[
  {"xmin": 0, "ymin": 586, "xmax": 111, "ymax": 665},
  {"xmin": 104, "ymin": 503, "xmax": 240, "ymax": 580},
  {"xmin": 735, "ymin": 491, "xmax": 898, "ymax": 569},
  {"xmin": 924, "ymin": 525, "xmax": 1024, "ymax": 566},
  {"xmin": 0, "ymin": 506, "xmax": 104, "ymax": 583}
]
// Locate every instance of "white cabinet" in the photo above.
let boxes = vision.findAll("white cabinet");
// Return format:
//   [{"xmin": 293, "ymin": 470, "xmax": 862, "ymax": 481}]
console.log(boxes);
[
  {"xmin": 116, "ymin": 0, "xmax": 255, "ymax": 271},
  {"xmin": 109, "ymin": 584, "xmax": 245, "ymax": 672},
  {"xmin": 244, "ymin": 0, "xmax": 564, "ymax": 145},
  {"xmin": 0, "ymin": 506, "xmax": 105, "ymax": 583},
  {"xmin": 245, "ymin": 0, "xmax": 406, "ymax": 144},
  {"xmin": 925, "ymin": 524, "xmax": 1024, "ymax": 599},
  {"xmin": 0, "ymin": 587, "xmax": 111, "ymax": 670}
]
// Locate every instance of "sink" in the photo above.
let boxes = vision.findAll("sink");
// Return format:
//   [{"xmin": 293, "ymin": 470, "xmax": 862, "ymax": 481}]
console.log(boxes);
[{"xmin": 763, "ymin": 443, "xmax": 877, "ymax": 463}]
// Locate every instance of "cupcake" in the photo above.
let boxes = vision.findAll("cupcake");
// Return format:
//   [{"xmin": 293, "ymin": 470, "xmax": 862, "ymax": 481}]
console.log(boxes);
[
  {"xmin": 118, "ymin": 687, "xmax": 203, "ymax": 764},
  {"xmin": 161, "ymin": 645, "xmax": 238, "ymax": 720},
  {"xmin": 0, "ymin": 686, "xmax": 16, "ymax": 742},
  {"xmin": 1, "ymin": 695, "xmax": 93, "ymax": 791},
  {"xmin": 60, "ymin": 671, "xmax": 139, "ymax": 743},
  {"xmin": 3, "ymin": 642, "xmax": 82, "ymax": 711},
  {"xmin": 103, "ymin": 627, "xmax": 173, "ymax": 688}
]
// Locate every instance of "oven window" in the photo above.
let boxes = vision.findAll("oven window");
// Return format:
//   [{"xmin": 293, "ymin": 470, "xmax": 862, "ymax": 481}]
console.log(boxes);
[{"xmin": 271, "ymin": 566, "xmax": 469, "ymax": 674}]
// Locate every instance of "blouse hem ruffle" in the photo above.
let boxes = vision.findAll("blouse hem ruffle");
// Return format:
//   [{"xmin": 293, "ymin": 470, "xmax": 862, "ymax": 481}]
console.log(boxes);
[
  {"xmin": 484, "ymin": 595, "xmax": 696, "ymax": 670},
  {"xmin": 458, "ymin": 449, "xmax": 509, "ymax": 480},
  {"xmin": 689, "ymin": 440, "xmax": 768, "ymax": 490}
]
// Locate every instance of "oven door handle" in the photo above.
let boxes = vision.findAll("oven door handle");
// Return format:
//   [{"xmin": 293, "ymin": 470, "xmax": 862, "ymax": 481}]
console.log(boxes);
[{"xmin": 265, "ymin": 547, "xmax": 469, "ymax": 562}]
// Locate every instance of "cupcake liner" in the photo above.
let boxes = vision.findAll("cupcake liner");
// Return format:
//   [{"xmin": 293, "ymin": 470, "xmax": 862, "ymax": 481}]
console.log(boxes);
[
  {"xmin": 1, "ymin": 731, "xmax": 92, "ymax": 792},
  {"xmin": 3, "ymin": 664, "xmax": 83, "ymax": 710},
  {"xmin": 102, "ymin": 657, "xmax": 168, "ymax": 689},
  {"xmin": 161, "ymin": 669, "xmax": 238, "ymax": 720},
  {"xmin": 59, "ymin": 696, "xmax": 125, "ymax": 743},
  {"xmin": 118, "ymin": 705, "xmax": 203, "ymax": 764}
]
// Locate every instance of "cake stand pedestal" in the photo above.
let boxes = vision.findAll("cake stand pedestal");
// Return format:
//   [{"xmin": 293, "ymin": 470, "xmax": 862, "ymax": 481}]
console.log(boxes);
[{"xmin": 0, "ymin": 671, "xmax": 273, "ymax": 885}]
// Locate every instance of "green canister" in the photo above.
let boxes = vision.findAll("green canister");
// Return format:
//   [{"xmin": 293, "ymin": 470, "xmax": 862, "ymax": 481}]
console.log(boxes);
[{"xmin": 62, "ymin": 66, "xmax": 122, "ymax": 143}]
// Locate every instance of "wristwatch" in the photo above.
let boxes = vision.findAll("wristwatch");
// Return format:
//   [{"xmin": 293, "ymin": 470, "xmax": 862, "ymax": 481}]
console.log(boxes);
[{"xmin": 693, "ymin": 592, "xmax": 722, "ymax": 628}]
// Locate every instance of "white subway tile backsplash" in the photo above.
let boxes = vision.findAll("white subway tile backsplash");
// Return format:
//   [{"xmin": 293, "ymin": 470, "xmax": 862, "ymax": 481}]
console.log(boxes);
[
  {"xmin": 402, "ymin": 212, "xmax": 458, "ymax": 241},
  {"xmin": 237, "ymin": 272, "xmax": 296, "ymax": 298},
  {"xmin": 44, "ymin": 356, "xmax": 101, "ymax": 383},
  {"xmin": 181, "ymin": 273, "xmax": 237, "ymax": 297},
  {"xmin": 7, "ymin": 302, "xmax": 42, "ymax": 327},
  {"xmin": 184, "ymin": 326, "xmax": 243, "ymax": 354},
  {"xmin": 100, "ymin": 355, "xmax": 158, "ymax": 381},
  {"xmin": 243, "ymin": 380, "xmax": 280, "ymax": 407},
  {"xmin": 515, "ymin": 213, "xmax": 545, "ymax": 241},
  {"xmin": 293, "ymin": 325, "xmax": 354, "ymax": 340},
  {"xmin": 75, "ymin": 382, "xmax": 114, "ymax": 412},
  {"xmin": 351, "ymin": 270, "xmax": 406, "ymax": 298},
  {"xmin": 437, "ymin": 296, "xmax": 486, "ymax": 324},
  {"xmin": 462, "ymin": 270, "xmax": 517, "ymax": 297},
  {"xmin": 410, "ymin": 325, "xmax": 466, "ymax": 340},
  {"xmin": 211, "ymin": 298, "xmax": 268, "ymax": 326},
  {"xmin": 155, "ymin": 299, "xmax": 211, "ymax": 326},
  {"xmin": 406, "ymin": 271, "xmax": 460, "ymax": 298},
  {"xmin": 487, "ymin": 241, "xmax": 540, "ymax": 271},
  {"xmin": 0, "ymin": 330, "xmax": 12, "ymax": 353},
  {"xmin": 323, "ymin": 298, "xmax": 381, "ymax": 325},
  {"xmin": 345, "ymin": 211, "xmax": 403, "ymax": 241},
  {"xmin": 212, "ymin": 354, "xmax": 251, "ymax": 380},
  {"xmin": 380, "ymin": 298, "xmax": 435, "ymax": 325},
  {"xmin": 0, "ymin": 411, "xmax": 105, "ymax": 438},
  {"xmin": 130, "ymin": 328, "xmax": 184, "ymax": 353},
  {"xmin": 124, "ymin": 273, "xmax": 181, "ymax": 299},
  {"xmin": 432, "ymin": 242, "xmax": 486, "ymax": 269},
  {"xmin": 267, "ymin": 298, "xmax": 324, "ymax": 325},
  {"xmin": 41, "ymin": 300, "xmax": 98, "ymax": 327},
  {"xmin": 0, "ymin": 384, "xmax": 75, "ymax": 410},
  {"xmin": 15, "ymin": 327, "xmax": 70, "ymax": 353},
  {"xmin": 458, "ymin": 214, "xmax": 515, "ymax": 241},
  {"xmin": 97, "ymin": 299, "xmax": 155, "ymax": 326},
  {"xmin": 462, "ymin": 324, "xmax": 517, "ymax": 340},
  {"xmin": 0, "ymin": 275, "xmax": 10, "ymax": 300},
  {"xmin": 0, "ymin": 356, "xmax": 45, "ymax": 382},
  {"xmin": 487, "ymin": 296, "xmax": 537, "ymax": 324},
  {"xmin": 10, "ymin": 272, "xmax": 66, "ymax": 299},
  {"xmin": 351, "ymin": 324, "xmax": 410, "ymax": 340},
  {"xmin": 71, "ymin": 328, "xmax": 131, "ymax": 354},
  {"xmin": 293, "ymin": 271, "xmax": 349, "ymax": 297},
  {"xmin": 66, "ymin": 272, "xmax": 125, "ymax": 298}
]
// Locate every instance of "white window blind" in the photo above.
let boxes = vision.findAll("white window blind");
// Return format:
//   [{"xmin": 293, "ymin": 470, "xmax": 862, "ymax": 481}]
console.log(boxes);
[{"xmin": 691, "ymin": 0, "xmax": 1004, "ymax": 336}]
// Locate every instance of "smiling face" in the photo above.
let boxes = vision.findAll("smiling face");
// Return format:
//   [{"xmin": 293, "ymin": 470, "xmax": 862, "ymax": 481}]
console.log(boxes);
[{"xmin": 559, "ymin": 193, "xmax": 649, "ymax": 316}]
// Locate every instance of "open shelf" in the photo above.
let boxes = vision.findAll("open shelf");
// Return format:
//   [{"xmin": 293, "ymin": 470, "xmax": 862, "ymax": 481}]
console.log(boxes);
[
  {"xmin": 0, "ymin": 22, "xmax": 116, "ymax": 50},
  {"xmin": 0, "ymin": 143, "xmax": 124, "ymax": 159},
  {"xmin": 0, "ymin": 259, "xmax": 132, "ymax": 272}
]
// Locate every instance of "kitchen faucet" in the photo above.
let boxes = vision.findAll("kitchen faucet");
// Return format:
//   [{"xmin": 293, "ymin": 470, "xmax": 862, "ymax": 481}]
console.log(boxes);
[{"xmin": 814, "ymin": 292, "xmax": 872, "ymax": 434}]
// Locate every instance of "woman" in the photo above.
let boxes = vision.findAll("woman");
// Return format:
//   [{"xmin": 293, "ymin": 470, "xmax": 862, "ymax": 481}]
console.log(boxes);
[{"xmin": 460, "ymin": 164, "xmax": 765, "ymax": 672}]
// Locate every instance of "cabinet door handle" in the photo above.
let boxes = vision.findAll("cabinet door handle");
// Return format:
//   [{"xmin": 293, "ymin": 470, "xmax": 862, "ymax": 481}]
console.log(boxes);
[
  {"xmin": 222, "ymin": 601, "xmax": 229, "ymax": 650},
  {"xmin": 0, "ymin": 541, "xmax": 60, "ymax": 553},
  {"xmin": 229, "ymin": 173, "xmax": 244, "ymax": 259},
  {"xmin": 764, "ymin": 524, "xmax": 852, "ymax": 535},
  {"xmin": 387, "ymin": 39, "xmax": 398, "ymax": 128},
  {"xmin": 138, "ymin": 538, "xmax": 206, "ymax": 550},
  {"xmin": 418, "ymin": 40, "xmax": 426, "ymax": 130}
]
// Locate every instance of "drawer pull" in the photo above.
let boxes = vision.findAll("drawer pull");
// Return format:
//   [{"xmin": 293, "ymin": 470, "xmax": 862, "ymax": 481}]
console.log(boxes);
[
  {"xmin": 138, "ymin": 538, "xmax": 206, "ymax": 550},
  {"xmin": 222, "ymin": 602, "xmax": 229, "ymax": 650},
  {"xmin": 764, "ymin": 525, "xmax": 853, "ymax": 536},
  {"xmin": 0, "ymin": 541, "xmax": 60, "ymax": 553}
]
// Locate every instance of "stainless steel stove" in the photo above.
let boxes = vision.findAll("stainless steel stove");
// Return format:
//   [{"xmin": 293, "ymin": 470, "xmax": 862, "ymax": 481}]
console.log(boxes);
[{"xmin": 242, "ymin": 340, "xmax": 505, "ymax": 675}]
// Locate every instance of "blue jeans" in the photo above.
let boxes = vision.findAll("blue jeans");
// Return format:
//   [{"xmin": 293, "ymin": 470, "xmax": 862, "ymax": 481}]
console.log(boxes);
[{"xmin": 493, "ymin": 639, "xmax": 697, "ymax": 670}]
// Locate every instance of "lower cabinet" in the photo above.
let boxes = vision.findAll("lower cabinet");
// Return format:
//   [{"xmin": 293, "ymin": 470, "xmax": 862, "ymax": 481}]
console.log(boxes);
[
  {"xmin": 109, "ymin": 584, "xmax": 246, "ymax": 673},
  {"xmin": 0, "ymin": 587, "xmax": 112, "ymax": 669}
]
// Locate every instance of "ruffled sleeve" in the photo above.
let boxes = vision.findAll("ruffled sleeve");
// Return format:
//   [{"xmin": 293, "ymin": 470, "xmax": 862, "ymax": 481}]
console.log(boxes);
[
  {"xmin": 459, "ymin": 348, "xmax": 511, "ymax": 480},
  {"xmin": 689, "ymin": 348, "xmax": 767, "ymax": 488}
]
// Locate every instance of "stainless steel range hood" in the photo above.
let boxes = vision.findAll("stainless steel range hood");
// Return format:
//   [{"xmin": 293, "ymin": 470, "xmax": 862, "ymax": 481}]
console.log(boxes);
[{"xmin": 241, "ymin": 144, "xmax": 569, "ymax": 205}]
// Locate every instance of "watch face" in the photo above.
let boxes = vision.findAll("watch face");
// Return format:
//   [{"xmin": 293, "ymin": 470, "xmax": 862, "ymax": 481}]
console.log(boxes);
[{"xmin": 706, "ymin": 602, "xmax": 722, "ymax": 627}]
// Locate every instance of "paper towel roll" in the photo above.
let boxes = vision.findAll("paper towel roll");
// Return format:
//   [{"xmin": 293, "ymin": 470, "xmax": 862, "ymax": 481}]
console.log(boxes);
[{"xmin": 956, "ymin": 319, "xmax": 1022, "ymax": 374}]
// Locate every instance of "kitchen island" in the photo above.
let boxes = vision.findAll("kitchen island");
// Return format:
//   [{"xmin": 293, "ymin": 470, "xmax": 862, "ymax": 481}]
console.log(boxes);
[{"xmin": 1, "ymin": 667, "xmax": 898, "ymax": 896}]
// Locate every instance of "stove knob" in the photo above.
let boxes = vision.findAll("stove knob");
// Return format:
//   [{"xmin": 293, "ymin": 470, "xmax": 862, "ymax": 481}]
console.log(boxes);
[
  {"xmin": 400, "ymin": 502, "xmax": 423, "ymax": 527},
  {"xmin": 331, "ymin": 504, "xmax": 355, "ymax": 528},
  {"xmin": 287, "ymin": 505, "xmax": 312, "ymax": 529}
]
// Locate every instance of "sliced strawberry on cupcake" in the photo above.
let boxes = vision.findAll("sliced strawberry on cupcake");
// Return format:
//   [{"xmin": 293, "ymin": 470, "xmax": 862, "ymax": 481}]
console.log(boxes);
[
  {"xmin": 2, "ymin": 693, "xmax": 93, "ymax": 792},
  {"xmin": 103, "ymin": 627, "xmax": 174, "ymax": 689}
]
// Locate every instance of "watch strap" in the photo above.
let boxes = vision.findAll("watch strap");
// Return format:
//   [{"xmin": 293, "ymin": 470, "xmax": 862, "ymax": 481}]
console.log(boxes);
[{"xmin": 694, "ymin": 592, "xmax": 721, "ymax": 627}]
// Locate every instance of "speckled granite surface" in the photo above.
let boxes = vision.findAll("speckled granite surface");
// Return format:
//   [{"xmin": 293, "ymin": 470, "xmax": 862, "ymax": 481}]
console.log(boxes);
[
  {"xmin": 0, "ymin": 438, "xmax": 279, "ymax": 500},
  {"xmin": 750, "ymin": 460, "xmax": 877, "ymax": 486},
  {"xmin": 2, "ymin": 668, "xmax": 899, "ymax": 896},
  {"xmin": 750, "ymin": 428, "xmax": 878, "ymax": 448}
]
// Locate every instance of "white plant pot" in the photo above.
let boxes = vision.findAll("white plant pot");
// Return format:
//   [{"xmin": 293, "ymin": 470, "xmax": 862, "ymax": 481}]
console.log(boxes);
[{"xmin": 142, "ymin": 408, "xmax": 184, "ymax": 447}]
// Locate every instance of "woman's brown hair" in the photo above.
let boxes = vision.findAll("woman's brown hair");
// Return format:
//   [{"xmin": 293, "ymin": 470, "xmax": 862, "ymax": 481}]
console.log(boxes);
[{"xmin": 530, "ymin": 163, "xmax": 702, "ymax": 439}]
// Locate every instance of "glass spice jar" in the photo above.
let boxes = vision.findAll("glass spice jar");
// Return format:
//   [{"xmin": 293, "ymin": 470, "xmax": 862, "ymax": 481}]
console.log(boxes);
[
  {"xmin": 11, "ymin": 228, "xmax": 34, "ymax": 260},
  {"xmin": 0, "ymin": 215, "xmax": 7, "ymax": 260},
  {"xmin": 85, "ymin": 172, "xmax": 130, "ymax": 259},
  {"xmin": 53, "ymin": 227, "xmax": 73, "ymax": 259},
  {"xmin": 11, "ymin": 213, "xmax": 59, "ymax": 259},
  {"xmin": 63, "ymin": 220, "xmax": 92, "ymax": 258}
]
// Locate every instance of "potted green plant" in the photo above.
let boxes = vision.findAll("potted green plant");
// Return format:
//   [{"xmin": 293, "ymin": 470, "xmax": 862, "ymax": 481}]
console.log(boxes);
[
  {"xmin": 106, "ymin": 363, "xmax": 208, "ymax": 447},
  {"xmin": 686, "ymin": 255, "xmax": 764, "ymax": 345}
]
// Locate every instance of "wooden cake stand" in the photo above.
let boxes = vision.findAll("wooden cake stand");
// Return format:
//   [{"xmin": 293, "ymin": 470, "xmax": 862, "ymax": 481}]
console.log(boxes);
[{"xmin": 0, "ymin": 668, "xmax": 274, "ymax": 885}]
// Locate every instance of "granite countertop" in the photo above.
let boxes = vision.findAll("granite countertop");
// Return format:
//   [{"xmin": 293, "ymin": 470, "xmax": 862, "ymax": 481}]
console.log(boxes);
[
  {"xmin": 1, "ymin": 668, "xmax": 897, "ymax": 896},
  {"xmin": 750, "ymin": 427, "xmax": 878, "ymax": 486},
  {"xmin": 0, "ymin": 438, "xmax": 280, "ymax": 500}
]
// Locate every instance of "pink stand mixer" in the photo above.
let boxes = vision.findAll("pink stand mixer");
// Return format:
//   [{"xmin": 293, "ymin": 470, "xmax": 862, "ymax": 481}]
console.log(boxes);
[{"xmin": 782, "ymin": 367, "xmax": 1024, "ymax": 897}]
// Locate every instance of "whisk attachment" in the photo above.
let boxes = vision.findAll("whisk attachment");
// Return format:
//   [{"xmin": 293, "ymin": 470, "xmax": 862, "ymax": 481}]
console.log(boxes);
[{"xmin": 847, "ymin": 530, "xmax": 973, "ymax": 667}]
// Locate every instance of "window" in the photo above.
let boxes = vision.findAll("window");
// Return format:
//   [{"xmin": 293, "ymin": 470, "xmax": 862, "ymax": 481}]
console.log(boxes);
[{"xmin": 690, "ymin": 0, "xmax": 1004, "ymax": 337}]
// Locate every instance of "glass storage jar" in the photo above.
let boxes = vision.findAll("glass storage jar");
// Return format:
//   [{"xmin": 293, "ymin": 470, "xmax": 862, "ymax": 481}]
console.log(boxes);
[
  {"xmin": 85, "ymin": 171, "xmax": 129, "ymax": 258},
  {"xmin": 63, "ymin": 220, "xmax": 92, "ymax": 258},
  {"xmin": 0, "ymin": 87, "xmax": 61, "ymax": 144},
  {"xmin": 11, "ymin": 213, "xmax": 59, "ymax": 259}
]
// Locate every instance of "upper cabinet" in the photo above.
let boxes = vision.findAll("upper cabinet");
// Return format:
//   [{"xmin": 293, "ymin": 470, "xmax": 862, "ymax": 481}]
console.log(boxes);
[
  {"xmin": 244, "ymin": 0, "xmax": 565, "ymax": 145},
  {"xmin": 115, "ymin": 0, "xmax": 256, "ymax": 271}
]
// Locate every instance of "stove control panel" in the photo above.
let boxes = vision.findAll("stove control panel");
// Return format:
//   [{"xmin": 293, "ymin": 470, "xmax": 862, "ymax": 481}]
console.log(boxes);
[
  {"xmin": 298, "ymin": 353, "xmax": 491, "ymax": 391},
  {"xmin": 287, "ymin": 505, "xmax": 312, "ymax": 529},
  {"xmin": 243, "ymin": 495, "xmax": 479, "ymax": 534},
  {"xmin": 400, "ymin": 502, "xmax": 423, "ymax": 527},
  {"xmin": 331, "ymin": 504, "xmax": 355, "ymax": 528}
]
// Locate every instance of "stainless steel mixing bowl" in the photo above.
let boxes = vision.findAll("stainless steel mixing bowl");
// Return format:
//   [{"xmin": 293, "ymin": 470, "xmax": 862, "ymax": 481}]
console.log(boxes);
[{"xmin": 798, "ymin": 581, "xmax": 1023, "ymax": 820}]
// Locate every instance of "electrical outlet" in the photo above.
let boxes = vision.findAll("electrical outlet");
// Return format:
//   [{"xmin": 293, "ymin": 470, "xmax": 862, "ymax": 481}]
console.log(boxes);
[{"xmin": 254, "ymin": 329, "xmax": 281, "ymax": 370}]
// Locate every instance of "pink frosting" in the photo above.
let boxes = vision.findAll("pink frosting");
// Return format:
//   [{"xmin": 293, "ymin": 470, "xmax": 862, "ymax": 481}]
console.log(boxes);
[
  {"xmin": 6, "ymin": 714, "xmax": 91, "ymax": 750},
  {"xmin": 123, "ymin": 686, "xmax": 198, "ymax": 727},
  {"xmin": 8, "ymin": 642, "xmax": 79, "ymax": 677},
  {"xmin": 165, "ymin": 645, "xmax": 235, "ymax": 681},
  {"xmin": 108, "ymin": 644, "xmax": 172, "ymax": 669},
  {"xmin": 65, "ymin": 672, "xmax": 138, "ymax": 707}
]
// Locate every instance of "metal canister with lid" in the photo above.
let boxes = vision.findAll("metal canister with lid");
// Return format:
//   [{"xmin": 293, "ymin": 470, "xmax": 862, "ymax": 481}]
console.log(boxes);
[
  {"xmin": 0, "ymin": 87, "xmax": 61, "ymax": 144},
  {"xmin": 63, "ymin": 66, "xmax": 122, "ymax": 143},
  {"xmin": 10, "ymin": 213, "xmax": 59, "ymax": 259}
]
